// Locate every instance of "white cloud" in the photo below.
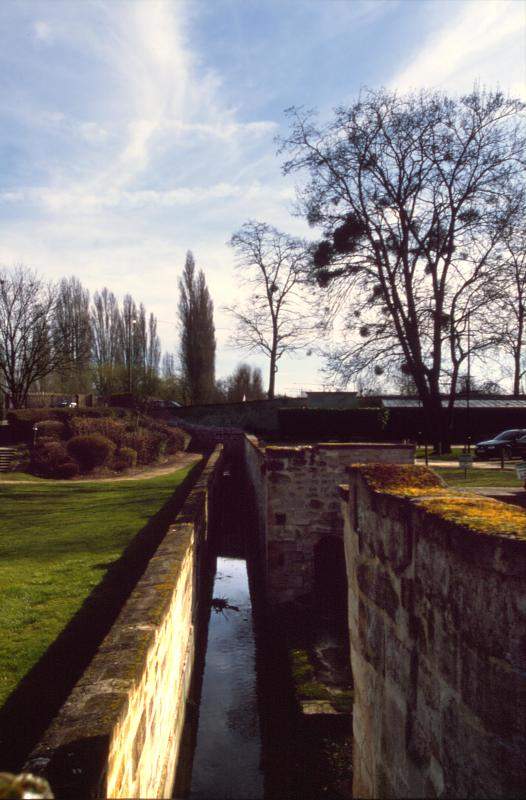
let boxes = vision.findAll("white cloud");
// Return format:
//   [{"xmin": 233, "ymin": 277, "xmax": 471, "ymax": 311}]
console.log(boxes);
[
  {"xmin": 392, "ymin": 0, "xmax": 526, "ymax": 98},
  {"xmin": 34, "ymin": 20, "xmax": 52, "ymax": 42},
  {"xmin": 78, "ymin": 122, "xmax": 108, "ymax": 144}
]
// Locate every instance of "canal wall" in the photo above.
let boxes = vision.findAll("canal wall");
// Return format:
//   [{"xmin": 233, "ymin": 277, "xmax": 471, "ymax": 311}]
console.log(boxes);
[
  {"xmin": 25, "ymin": 447, "xmax": 224, "ymax": 799},
  {"xmin": 340, "ymin": 464, "xmax": 526, "ymax": 799},
  {"xmin": 243, "ymin": 439, "xmax": 414, "ymax": 604}
]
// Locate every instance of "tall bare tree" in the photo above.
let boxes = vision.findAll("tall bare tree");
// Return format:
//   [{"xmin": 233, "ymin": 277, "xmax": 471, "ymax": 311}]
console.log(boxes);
[
  {"xmin": 0, "ymin": 265, "xmax": 73, "ymax": 408},
  {"xmin": 496, "ymin": 205, "xmax": 526, "ymax": 395},
  {"xmin": 226, "ymin": 221, "xmax": 312, "ymax": 399},
  {"xmin": 279, "ymin": 88, "xmax": 525, "ymax": 448},
  {"xmin": 178, "ymin": 251, "xmax": 216, "ymax": 404},
  {"xmin": 91, "ymin": 287, "xmax": 124, "ymax": 395},
  {"xmin": 52, "ymin": 276, "xmax": 92, "ymax": 392}
]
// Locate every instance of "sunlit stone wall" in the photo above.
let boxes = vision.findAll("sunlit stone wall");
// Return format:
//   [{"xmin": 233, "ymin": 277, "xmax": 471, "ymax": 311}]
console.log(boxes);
[
  {"xmin": 25, "ymin": 447, "xmax": 223, "ymax": 799},
  {"xmin": 341, "ymin": 466, "xmax": 526, "ymax": 798}
]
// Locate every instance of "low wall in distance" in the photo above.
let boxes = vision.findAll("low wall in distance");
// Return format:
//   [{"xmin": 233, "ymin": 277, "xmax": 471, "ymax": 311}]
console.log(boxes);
[
  {"xmin": 25, "ymin": 447, "xmax": 224, "ymax": 799},
  {"xmin": 341, "ymin": 464, "xmax": 526, "ymax": 798}
]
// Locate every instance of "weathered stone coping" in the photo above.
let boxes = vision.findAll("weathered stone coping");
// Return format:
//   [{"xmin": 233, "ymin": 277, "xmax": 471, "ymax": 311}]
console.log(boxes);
[
  {"xmin": 24, "ymin": 445, "xmax": 224, "ymax": 799},
  {"xmin": 346, "ymin": 463, "xmax": 526, "ymax": 574},
  {"xmin": 266, "ymin": 442, "xmax": 415, "ymax": 456}
]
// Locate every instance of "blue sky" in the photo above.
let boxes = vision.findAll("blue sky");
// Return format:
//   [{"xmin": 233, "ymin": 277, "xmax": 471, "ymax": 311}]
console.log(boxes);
[{"xmin": 0, "ymin": 0, "xmax": 524, "ymax": 393}]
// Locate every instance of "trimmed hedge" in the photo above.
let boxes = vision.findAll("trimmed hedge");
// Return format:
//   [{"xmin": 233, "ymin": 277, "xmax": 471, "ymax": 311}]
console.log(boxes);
[
  {"xmin": 67, "ymin": 434, "xmax": 116, "ymax": 472},
  {"xmin": 121, "ymin": 429, "xmax": 164, "ymax": 465},
  {"xmin": 32, "ymin": 440, "xmax": 79, "ymax": 479},
  {"xmin": 278, "ymin": 407, "xmax": 389, "ymax": 441},
  {"xmin": 35, "ymin": 420, "xmax": 67, "ymax": 440},
  {"xmin": 69, "ymin": 415, "xmax": 127, "ymax": 445},
  {"xmin": 114, "ymin": 446, "xmax": 138, "ymax": 471}
]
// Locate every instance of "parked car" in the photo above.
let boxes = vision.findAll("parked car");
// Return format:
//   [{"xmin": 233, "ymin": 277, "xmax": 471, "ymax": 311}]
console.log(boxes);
[
  {"xmin": 474, "ymin": 429, "xmax": 526, "ymax": 460},
  {"xmin": 54, "ymin": 399, "xmax": 77, "ymax": 408}
]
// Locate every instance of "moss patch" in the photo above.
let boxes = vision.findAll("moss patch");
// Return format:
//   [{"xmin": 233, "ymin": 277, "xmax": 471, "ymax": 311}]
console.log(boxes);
[
  {"xmin": 355, "ymin": 463, "xmax": 445, "ymax": 497},
  {"xmin": 416, "ymin": 493, "xmax": 526, "ymax": 539},
  {"xmin": 354, "ymin": 463, "xmax": 526, "ymax": 540}
]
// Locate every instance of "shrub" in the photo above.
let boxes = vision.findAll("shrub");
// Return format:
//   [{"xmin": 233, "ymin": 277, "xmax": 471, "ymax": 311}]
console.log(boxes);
[
  {"xmin": 69, "ymin": 416, "xmax": 126, "ymax": 446},
  {"xmin": 113, "ymin": 447, "xmax": 138, "ymax": 471},
  {"xmin": 139, "ymin": 418, "xmax": 187, "ymax": 454},
  {"xmin": 6, "ymin": 407, "xmax": 118, "ymax": 442},
  {"xmin": 32, "ymin": 440, "xmax": 73, "ymax": 478},
  {"xmin": 8, "ymin": 445, "xmax": 31, "ymax": 473},
  {"xmin": 54, "ymin": 460, "xmax": 79, "ymax": 479},
  {"xmin": 35, "ymin": 419, "xmax": 67, "ymax": 440},
  {"xmin": 67, "ymin": 434, "xmax": 116, "ymax": 472},
  {"xmin": 122, "ymin": 429, "xmax": 163, "ymax": 464}
]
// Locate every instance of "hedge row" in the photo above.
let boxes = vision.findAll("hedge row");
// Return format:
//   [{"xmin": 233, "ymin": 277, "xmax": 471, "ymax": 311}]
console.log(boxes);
[
  {"xmin": 278, "ymin": 406, "xmax": 526, "ymax": 444},
  {"xmin": 278, "ymin": 408, "xmax": 389, "ymax": 440},
  {"xmin": 6, "ymin": 406, "xmax": 186, "ymax": 477}
]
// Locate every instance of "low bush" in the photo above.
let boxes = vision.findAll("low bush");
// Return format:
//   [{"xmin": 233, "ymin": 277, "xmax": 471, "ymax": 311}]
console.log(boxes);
[
  {"xmin": 35, "ymin": 420, "xmax": 67, "ymax": 440},
  {"xmin": 7, "ymin": 407, "xmax": 117, "ymax": 441},
  {"xmin": 139, "ymin": 418, "xmax": 186, "ymax": 453},
  {"xmin": 67, "ymin": 434, "xmax": 116, "ymax": 472},
  {"xmin": 69, "ymin": 416, "xmax": 126, "ymax": 445},
  {"xmin": 32, "ymin": 440, "xmax": 78, "ymax": 478},
  {"xmin": 113, "ymin": 446, "xmax": 138, "ymax": 471},
  {"xmin": 54, "ymin": 460, "xmax": 80, "ymax": 479},
  {"xmin": 8, "ymin": 445, "xmax": 31, "ymax": 473},
  {"xmin": 121, "ymin": 429, "xmax": 164, "ymax": 464}
]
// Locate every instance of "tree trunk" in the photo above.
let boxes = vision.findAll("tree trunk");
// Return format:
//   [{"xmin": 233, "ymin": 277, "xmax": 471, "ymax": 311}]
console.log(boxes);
[
  {"xmin": 268, "ymin": 351, "xmax": 276, "ymax": 399},
  {"xmin": 423, "ymin": 394, "xmax": 451, "ymax": 454}
]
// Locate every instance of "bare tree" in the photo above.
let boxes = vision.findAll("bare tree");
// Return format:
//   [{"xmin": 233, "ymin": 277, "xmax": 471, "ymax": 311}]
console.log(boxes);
[
  {"xmin": 496, "ymin": 206, "xmax": 526, "ymax": 395},
  {"xmin": 222, "ymin": 362, "xmax": 266, "ymax": 402},
  {"xmin": 279, "ymin": 88, "xmax": 525, "ymax": 449},
  {"xmin": 52, "ymin": 276, "xmax": 92, "ymax": 392},
  {"xmin": 226, "ymin": 221, "xmax": 313, "ymax": 399},
  {"xmin": 0, "ymin": 266, "xmax": 73, "ymax": 408},
  {"xmin": 91, "ymin": 288, "xmax": 124, "ymax": 395}
]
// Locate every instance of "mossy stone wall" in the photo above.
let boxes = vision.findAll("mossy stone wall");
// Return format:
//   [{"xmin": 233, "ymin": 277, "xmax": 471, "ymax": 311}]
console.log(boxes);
[
  {"xmin": 341, "ymin": 465, "xmax": 526, "ymax": 798},
  {"xmin": 24, "ymin": 447, "xmax": 224, "ymax": 799}
]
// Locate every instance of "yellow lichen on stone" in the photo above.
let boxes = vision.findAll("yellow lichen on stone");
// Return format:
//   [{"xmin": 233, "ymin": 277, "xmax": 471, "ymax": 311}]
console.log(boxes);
[
  {"xmin": 353, "ymin": 463, "xmax": 526, "ymax": 540},
  {"xmin": 354, "ymin": 463, "xmax": 445, "ymax": 496},
  {"xmin": 416, "ymin": 494, "xmax": 526, "ymax": 539}
]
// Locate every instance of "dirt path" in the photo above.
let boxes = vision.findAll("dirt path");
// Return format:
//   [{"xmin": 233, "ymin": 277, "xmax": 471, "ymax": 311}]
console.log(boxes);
[{"xmin": 0, "ymin": 452, "xmax": 202, "ymax": 484}]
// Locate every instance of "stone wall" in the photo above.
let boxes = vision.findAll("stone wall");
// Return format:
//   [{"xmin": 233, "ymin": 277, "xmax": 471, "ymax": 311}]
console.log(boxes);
[
  {"xmin": 341, "ymin": 465, "xmax": 526, "ymax": 798},
  {"xmin": 243, "ymin": 440, "xmax": 414, "ymax": 604},
  {"xmin": 171, "ymin": 397, "xmax": 305, "ymax": 435},
  {"xmin": 25, "ymin": 447, "xmax": 224, "ymax": 799}
]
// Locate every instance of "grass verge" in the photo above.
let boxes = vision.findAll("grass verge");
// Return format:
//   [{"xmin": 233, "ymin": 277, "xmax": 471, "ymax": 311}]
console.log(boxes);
[
  {"xmin": 0, "ymin": 462, "xmax": 198, "ymax": 715},
  {"xmin": 434, "ymin": 466, "xmax": 522, "ymax": 488}
]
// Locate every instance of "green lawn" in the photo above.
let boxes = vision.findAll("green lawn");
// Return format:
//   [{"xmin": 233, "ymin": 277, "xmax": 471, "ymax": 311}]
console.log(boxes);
[
  {"xmin": 0, "ymin": 472, "xmax": 47, "ymax": 482},
  {"xmin": 0, "ymin": 463, "xmax": 198, "ymax": 708},
  {"xmin": 434, "ymin": 466, "xmax": 522, "ymax": 488},
  {"xmin": 415, "ymin": 446, "xmax": 466, "ymax": 461}
]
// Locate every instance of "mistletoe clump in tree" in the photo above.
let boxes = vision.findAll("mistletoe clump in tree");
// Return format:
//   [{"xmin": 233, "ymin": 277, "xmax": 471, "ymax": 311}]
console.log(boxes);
[{"xmin": 279, "ymin": 87, "xmax": 525, "ymax": 450}]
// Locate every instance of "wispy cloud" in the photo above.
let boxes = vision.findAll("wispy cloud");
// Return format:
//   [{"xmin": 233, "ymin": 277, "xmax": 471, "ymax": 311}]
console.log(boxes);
[{"xmin": 392, "ymin": 0, "xmax": 526, "ymax": 97}]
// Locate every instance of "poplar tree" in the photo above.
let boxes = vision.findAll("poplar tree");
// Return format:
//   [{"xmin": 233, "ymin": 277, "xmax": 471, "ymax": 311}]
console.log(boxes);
[{"xmin": 178, "ymin": 251, "xmax": 216, "ymax": 404}]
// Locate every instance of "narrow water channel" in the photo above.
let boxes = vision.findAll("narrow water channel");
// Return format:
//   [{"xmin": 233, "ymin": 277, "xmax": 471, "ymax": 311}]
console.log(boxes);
[
  {"xmin": 187, "ymin": 556, "xmax": 263, "ymax": 799},
  {"xmin": 173, "ymin": 465, "xmax": 352, "ymax": 800}
]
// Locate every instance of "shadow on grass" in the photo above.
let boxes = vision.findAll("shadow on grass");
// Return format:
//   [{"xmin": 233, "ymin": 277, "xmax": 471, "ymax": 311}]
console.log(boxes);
[{"xmin": 0, "ymin": 459, "xmax": 204, "ymax": 772}]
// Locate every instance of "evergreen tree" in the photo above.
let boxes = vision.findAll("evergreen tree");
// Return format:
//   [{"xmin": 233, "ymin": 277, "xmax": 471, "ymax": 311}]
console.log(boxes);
[{"xmin": 178, "ymin": 252, "xmax": 216, "ymax": 404}]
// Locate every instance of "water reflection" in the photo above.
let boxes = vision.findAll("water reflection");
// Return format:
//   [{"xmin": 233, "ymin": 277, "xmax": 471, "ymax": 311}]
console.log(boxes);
[{"xmin": 187, "ymin": 556, "xmax": 263, "ymax": 800}]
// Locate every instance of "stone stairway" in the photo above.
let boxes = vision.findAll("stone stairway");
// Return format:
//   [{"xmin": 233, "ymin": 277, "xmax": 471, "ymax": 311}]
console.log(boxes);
[{"xmin": 0, "ymin": 446, "xmax": 18, "ymax": 472}]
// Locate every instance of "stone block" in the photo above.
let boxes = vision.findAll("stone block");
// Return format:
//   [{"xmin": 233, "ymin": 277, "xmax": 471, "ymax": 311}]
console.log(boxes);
[
  {"xmin": 358, "ymin": 598, "xmax": 385, "ymax": 673},
  {"xmin": 459, "ymin": 643, "xmax": 526, "ymax": 737},
  {"xmin": 357, "ymin": 562, "xmax": 400, "ymax": 620}
]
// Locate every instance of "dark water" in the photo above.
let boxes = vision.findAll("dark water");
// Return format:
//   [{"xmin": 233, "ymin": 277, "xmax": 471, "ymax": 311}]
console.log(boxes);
[{"xmin": 187, "ymin": 556, "xmax": 263, "ymax": 800}]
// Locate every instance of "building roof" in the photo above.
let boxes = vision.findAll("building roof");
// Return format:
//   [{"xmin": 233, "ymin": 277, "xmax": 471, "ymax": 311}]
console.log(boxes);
[{"xmin": 380, "ymin": 395, "xmax": 526, "ymax": 409}]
